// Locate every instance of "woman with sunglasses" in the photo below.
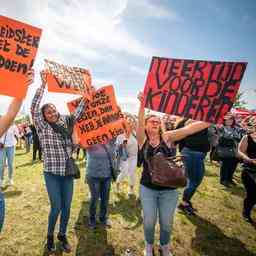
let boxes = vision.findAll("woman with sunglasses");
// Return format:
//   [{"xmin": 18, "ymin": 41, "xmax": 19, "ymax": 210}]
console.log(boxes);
[{"xmin": 137, "ymin": 92, "xmax": 210, "ymax": 256}]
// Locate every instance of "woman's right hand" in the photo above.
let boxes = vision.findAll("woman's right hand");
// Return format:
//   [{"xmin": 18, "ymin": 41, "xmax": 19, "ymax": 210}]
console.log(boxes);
[
  {"xmin": 26, "ymin": 69, "xmax": 34, "ymax": 86},
  {"xmin": 40, "ymin": 70, "xmax": 48, "ymax": 87},
  {"xmin": 137, "ymin": 91, "xmax": 145, "ymax": 105}
]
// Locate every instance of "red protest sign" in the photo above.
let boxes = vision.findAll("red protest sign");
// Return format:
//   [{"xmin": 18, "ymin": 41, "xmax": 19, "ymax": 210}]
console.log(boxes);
[
  {"xmin": 67, "ymin": 85, "xmax": 126, "ymax": 148},
  {"xmin": 45, "ymin": 59, "xmax": 92, "ymax": 97},
  {"xmin": 144, "ymin": 57, "xmax": 247, "ymax": 124},
  {"xmin": 0, "ymin": 15, "xmax": 42, "ymax": 98}
]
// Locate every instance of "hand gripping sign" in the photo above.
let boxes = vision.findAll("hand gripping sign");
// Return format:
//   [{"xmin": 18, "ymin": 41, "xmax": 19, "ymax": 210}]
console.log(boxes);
[
  {"xmin": 0, "ymin": 15, "xmax": 42, "ymax": 98},
  {"xmin": 144, "ymin": 56, "xmax": 247, "ymax": 124}
]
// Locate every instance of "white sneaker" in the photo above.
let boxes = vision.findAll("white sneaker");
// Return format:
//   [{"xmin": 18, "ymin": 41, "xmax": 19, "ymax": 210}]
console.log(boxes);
[
  {"xmin": 7, "ymin": 179, "xmax": 14, "ymax": 186},
  {"xmin": 144, "ymin": 243, "xmax": 154, "ymax": 256},
  {"xmin": 0, "ymin": 180, "xmax": 4, "ymax": 188},
  {"xmin": 159, "ymin": 244, "xmax": 173, "ymax": 256}
]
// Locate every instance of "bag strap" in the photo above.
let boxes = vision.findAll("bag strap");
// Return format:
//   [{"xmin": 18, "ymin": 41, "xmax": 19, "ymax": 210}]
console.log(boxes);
[
  {"xmin": 102, "ymin": 144, "xmax": 116, "ymax": 180},
  {"xmin": 56, "ymin": 117, "xmax": 74, "ymax": 159},
  {"xmin": 102, "ymin": 144, "xmax": 113, "ymax": 169}
]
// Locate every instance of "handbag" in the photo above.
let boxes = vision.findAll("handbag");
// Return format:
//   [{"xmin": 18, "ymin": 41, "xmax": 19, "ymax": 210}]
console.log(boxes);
[
  {"xmin": 65, "ymin": 157, "xmax": 80, "ymax": 179},
  {"xmin": 215, "ymin": 145, "xmax": 237, "ymax": 159},
  {"xmin": 102, "ymin": 144, "xmax": 119, "ymax": 182},
  {"xmin": 0, "ymin": 134, "xmax": 7, "ymax": 149},
  {"xmin": 144, "ymin": 142, "xmax": 187, "ymax": 188}
]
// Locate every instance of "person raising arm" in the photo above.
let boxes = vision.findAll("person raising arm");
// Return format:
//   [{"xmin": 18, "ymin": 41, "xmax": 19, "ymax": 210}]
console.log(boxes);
[{"xmin": 0, "ymin": 70, "xmax": 34, "ymax": 136}]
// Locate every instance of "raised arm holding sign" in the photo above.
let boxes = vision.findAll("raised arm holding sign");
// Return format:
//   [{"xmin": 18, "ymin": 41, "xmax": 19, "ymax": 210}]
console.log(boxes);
[{"xmin": 0, "ymin": 69, "xmax": 34, "ymax": 137}]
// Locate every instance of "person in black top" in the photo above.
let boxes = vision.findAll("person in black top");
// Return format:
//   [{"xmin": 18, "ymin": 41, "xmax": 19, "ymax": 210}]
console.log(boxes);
[
  {"xmin": 30, "ymin": 124, "xmax": 42, "ymax": 162},
  {"xmin": 238, "ymin": 117, "xmax": 256, "ymax": 225},
  {"xmin": 175, "ymin": 118, "xmax": 210, "ymax": 215},
  {"xmin": 137, "ymin": 93, "xmax": 210, "ymax": 256}
]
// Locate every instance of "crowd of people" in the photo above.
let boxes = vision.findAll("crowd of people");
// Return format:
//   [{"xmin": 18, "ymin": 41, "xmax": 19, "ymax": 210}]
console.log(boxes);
[{"xmin": 0, "ymin": 70, "xmax": 255, "ymax": 256}]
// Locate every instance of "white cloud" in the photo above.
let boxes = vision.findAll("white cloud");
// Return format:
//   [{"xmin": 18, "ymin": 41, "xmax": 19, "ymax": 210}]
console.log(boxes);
[{"xmin": 127, "ymin": 0, "xmax": 180, "ymax": 20}]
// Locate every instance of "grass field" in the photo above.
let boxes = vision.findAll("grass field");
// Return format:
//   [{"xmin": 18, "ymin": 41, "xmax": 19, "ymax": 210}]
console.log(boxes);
[{"xmin": 0, "ymin": 147, "xmax": 255, "ymax": 256}]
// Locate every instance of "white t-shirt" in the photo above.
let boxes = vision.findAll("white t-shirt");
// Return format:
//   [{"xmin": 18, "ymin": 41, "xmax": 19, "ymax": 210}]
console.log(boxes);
[
  {"xmin": 116, "ymin": 133, "xmax": 138, "ymax": 157},
  {"xmin": 0, "ymin": 125, "xmax": 19, "ymax": 147}
]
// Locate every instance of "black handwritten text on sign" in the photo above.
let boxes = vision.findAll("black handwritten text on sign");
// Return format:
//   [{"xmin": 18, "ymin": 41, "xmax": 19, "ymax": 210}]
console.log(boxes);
[{"xmin": 143, "ymin": 57, "xmax": 247, "ymax": 124}]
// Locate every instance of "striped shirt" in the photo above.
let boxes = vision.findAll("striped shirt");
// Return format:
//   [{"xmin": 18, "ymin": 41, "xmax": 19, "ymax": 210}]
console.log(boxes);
[{"xmin": 31, "ymin": 86, "xmax": 85, "ymax": 176}]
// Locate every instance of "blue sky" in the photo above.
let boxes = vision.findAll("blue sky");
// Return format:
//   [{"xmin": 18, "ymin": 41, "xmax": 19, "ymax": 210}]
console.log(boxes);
[{"xmin": 0, "ymin": 0, "xmax": 255, "ymax": 115}]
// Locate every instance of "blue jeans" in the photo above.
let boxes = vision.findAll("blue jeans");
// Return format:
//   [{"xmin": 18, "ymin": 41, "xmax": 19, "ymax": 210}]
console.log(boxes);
[
  {"xmin": 0, "ymin": 191, "xmax": 4, "ymax": 232},
  {"xmin": 181, "ymin": 147, "xmax": 206, "ymax": 202},
  {"xmin": 139, "ymin": 185, "xmax": 178, "ymax": 246},
  {"xmin": 87, "ymin": 176, "xmax": 111, "ymax": 223},
  {"xmin": 44, "ymin": 172, "xmax": 74, "ymax": 236},
  {"xmin": 0, "ymin": 146, "xmax": 15, "ymax": 180}
]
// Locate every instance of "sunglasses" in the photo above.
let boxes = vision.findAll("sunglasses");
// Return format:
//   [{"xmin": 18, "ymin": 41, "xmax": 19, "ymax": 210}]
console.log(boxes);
[{"xmin": 147, "ymin": 120, "xmax": 161, "ymax": 125}]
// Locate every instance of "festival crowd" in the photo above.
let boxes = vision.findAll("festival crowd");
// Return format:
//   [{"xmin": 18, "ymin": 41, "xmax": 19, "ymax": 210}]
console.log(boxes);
[{"xmin": 0, "ymin": 70, "xmax": 255, "ymax": 256}]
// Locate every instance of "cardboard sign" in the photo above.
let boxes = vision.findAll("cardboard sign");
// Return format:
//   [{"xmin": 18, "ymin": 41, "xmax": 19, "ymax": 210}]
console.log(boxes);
[
  {"xmin": 45, "ymin": 59, "xmax": 92, "ymax": 97},
  {"xmin": 67, "ymin": 85, "xmax": 126, "ymax": 148},
  {"xmin": 144, "ymin": 57, "xmax": 247, "ymax": 124},
  {"xmin": 0, "ymin": 15, "xmax": 42, "ymax": 98}
]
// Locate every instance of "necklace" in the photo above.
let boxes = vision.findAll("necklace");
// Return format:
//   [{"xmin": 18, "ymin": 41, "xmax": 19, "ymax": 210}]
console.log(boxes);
[{"xmin": 149, "ymin": 136, "xmax": 160, "ymax": 147}]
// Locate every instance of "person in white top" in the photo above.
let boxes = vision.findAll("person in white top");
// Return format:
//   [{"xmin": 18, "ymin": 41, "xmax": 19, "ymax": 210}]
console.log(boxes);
[
  {"xmin": 0, "ymin": 125, "xmax": 19, "ymax": 187},
  {"xmin": 116, "ymin": 114, "xmax": 138, "ymax": 195}
]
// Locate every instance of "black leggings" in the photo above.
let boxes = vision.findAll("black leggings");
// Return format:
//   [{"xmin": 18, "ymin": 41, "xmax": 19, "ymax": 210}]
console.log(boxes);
[
  {"xmin": 241, "ymin": 171, "xmax": 256, "ymax": 216},
  {"xmin": 220, "ymin": 158, "xmax": 239, "ymax": 183}
]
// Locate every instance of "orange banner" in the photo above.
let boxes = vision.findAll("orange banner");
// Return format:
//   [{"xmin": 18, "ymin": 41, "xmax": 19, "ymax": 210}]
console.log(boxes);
[
  {"xmin": 45, "ymin": 59, "xmax": 92, "ymax": 97},
  {"xmin": 67, "ymin": 85, "xmax": 126, "ymax": 148},
  {"xmin": 0, "ymin": 15, "xmax": 42, "ymax": 98}
]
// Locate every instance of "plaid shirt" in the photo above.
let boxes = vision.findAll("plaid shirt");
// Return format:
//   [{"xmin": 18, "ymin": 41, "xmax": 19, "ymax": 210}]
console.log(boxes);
[{"xmin": 31, "ymin": 86, "xmax": 85, "ymax": 176}]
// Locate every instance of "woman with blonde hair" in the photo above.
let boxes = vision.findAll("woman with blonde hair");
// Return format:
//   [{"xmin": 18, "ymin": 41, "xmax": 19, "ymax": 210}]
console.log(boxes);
[{"xmin": 137, "ymin": 92, "xmax": 210, "ymax": 256}]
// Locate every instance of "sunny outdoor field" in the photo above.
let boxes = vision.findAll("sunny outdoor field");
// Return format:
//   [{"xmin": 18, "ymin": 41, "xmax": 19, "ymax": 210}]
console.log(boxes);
[{"xmin": 0, "ymin": 147, "xmax": 256, "ymax": 256}]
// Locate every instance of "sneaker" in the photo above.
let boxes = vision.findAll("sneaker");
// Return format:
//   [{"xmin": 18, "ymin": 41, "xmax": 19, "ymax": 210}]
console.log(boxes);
[
  {"xmin": 220, "ymin": 181, "xmax": 231, "ymax": 188},
  {"xmin": 88, "ymin": 218, "xmax": 96, "ymax": 229},
  {"xmin": 46, "ymin": 235, "xmax": 56, "ymax": 253},
  {"xmin": 144, "ymin": 244, "xmax": 154, "ymax": 256},
  {"xmin": 187, "ymin": 201, "xmax": 197, "ymax": 212},
  {"xmin": 229, "ymin": 180, "xmax": 237, "ymax": 186},
  {"xmin": 99, "ymin": 219, "xmax": 111, "ymax": 228},
  {"xmin": 178, "ymin": 203, "xmax": 195, "ymax": 215},
  {"xmin": 159, "ymin": 244, "xmax": 173, "ymax": 256},
  {"xmin": 243, "ymin": 211, "xmax": 254, "ymax": 224},
  {"xmin": 57, "ymin": 234, "xmax": 71, "ymax": 253},
  {"xmin": 7, "ymin": 179, "xmax": 14, "ymax": 186}
]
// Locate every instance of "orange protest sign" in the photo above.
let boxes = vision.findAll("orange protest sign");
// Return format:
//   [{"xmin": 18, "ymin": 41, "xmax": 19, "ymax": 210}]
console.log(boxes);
[
  {"xmin": 45, "ymin": 59, "xmax": 92, "ymax": 97},
  {"xmin": 67, "ymin": 85, "xmax": 126, "ymax": 148},
  {"xmin": 0, "ymin": 15, "xmax": 42, "ymax": 98}
]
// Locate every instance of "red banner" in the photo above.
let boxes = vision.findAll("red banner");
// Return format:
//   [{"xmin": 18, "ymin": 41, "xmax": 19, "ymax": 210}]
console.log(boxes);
[
  {"xmin": 144, "ymin": 57, "xmax": 247, "ymax": 124},
  {"xmin": 67, "ymin": 85, "xmax": 126, "ymax": 148}
]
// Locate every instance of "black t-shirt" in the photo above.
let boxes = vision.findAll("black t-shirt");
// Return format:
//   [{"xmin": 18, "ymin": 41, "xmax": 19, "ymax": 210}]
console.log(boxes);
[
  {"xmin": 175, "ymin": 121, "xmax": 210, "ymax": 153},
  {"xmin": 243, "ymin": 135, "xmax": 256, "ymax": 173},
  {"xmin": 139, "ymin": 138, "xmax": 176, "ymax": 190}
]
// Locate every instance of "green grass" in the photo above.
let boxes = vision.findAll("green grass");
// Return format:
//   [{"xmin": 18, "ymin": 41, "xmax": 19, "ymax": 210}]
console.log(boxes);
[{"xmin": 0, "ymin": 147, "xmax": 256, "ymax": 256}]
